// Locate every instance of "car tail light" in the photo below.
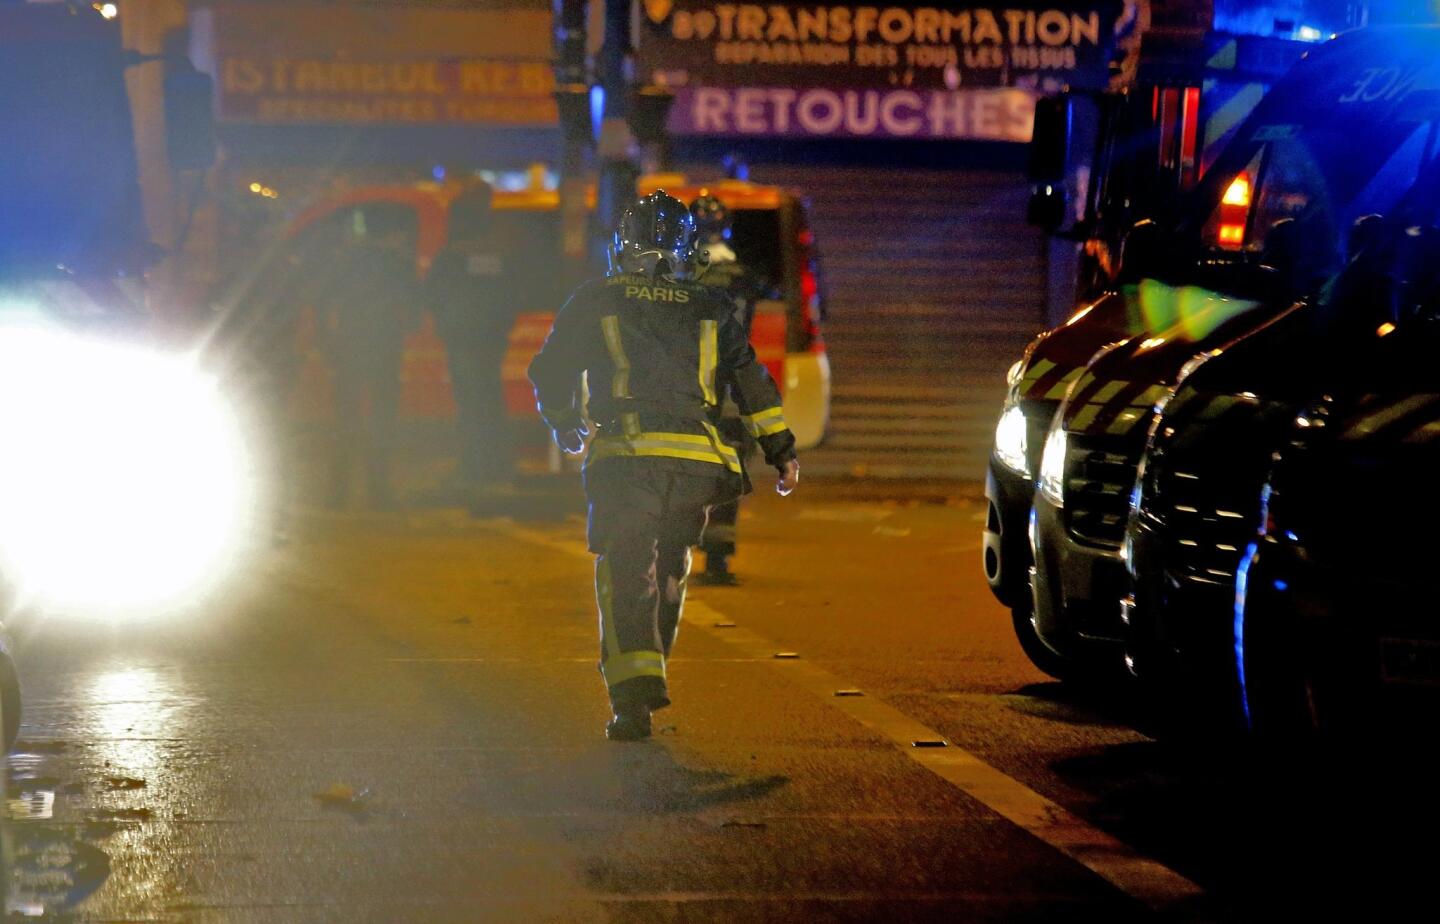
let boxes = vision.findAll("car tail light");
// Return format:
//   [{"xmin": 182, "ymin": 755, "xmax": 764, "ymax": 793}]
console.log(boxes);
[{"xmin": 1215, "ymin": 173, "xmax": 1251, "ymax": 250}]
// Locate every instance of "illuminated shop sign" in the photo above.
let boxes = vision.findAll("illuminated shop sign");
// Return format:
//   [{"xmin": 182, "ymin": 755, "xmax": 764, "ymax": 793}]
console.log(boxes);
[
  {"xmin": 669, "ymin": 85, "xmax": 1035, "ymax": 141},
  {"xmin": 638, "ymin": 1, "xmax": 1121, "ymax": 139},
  {"xmin": 198, "ymin": 2, "xmax": 557, "ymax": 126},
  {"xmin": 219, "ymin": 58, "xmax": 556, "ymax": 125}
]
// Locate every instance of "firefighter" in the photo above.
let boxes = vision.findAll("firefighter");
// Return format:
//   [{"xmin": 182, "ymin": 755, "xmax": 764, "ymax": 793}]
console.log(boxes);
[
  {"xmin": 688, "ymin": 192, "xmax": 772, "ymax": 585},
  {"xmin": 528, "ymin": 191, "xmax": 800, "ymax": 741}
]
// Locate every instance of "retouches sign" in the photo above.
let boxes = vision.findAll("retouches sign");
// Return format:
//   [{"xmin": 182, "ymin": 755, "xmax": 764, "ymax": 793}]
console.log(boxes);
[{"xmin": 638, "ymin": 1, "xmax": 1122, "ymax": 140}]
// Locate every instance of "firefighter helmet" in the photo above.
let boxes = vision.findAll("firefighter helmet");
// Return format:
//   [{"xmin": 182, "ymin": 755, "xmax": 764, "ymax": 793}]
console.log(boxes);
[
  {"xmin": 689, "ymin": 192, "xmax": 731, "ymax": 244},
  {"xmin": 610, "ymin": 190, "xmax": 695, "ymax": 277}
]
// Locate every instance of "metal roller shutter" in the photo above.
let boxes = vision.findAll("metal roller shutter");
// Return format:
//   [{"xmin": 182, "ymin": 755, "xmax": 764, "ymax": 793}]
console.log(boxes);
[{"xmin": 750, "ymin": 164, "xmax": 1049, "ymax": 481}]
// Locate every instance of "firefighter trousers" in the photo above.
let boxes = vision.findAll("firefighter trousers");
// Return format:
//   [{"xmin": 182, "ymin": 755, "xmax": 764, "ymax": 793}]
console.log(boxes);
[
  {"xmin": 699, "ymin": 418, "xmax": 747, "ymax": 560},
  {"xmin": 585, "ymin": 458, "xmax": 734, "ymax": 711}
]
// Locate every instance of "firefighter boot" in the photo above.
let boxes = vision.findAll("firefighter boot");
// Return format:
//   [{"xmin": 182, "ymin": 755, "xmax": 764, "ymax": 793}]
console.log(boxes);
[
  {"xmin": 695, "ymin": 553, "xmax": 739, "ymax": 586},
  {"xmin": 605, "ymin": 703, "xmax": 653, "ymax": 741}
]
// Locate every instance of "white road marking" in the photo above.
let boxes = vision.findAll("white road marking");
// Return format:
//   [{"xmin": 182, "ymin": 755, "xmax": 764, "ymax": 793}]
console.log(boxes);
[{"xmin": 500, "ymin": 523, "xmax": 1209, "ymax": 918}]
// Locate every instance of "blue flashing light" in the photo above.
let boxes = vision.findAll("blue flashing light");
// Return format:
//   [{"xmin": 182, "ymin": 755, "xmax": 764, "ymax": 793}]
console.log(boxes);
[
  {"xmin": 1233, "ymin": 542, "xmax": 1259, "ymax": 731},
  {"xmin": 589, "ymin": 85, "xmax": 605, "ymax": 139},
  {"xmin": 1296, "ymin": 25, "xmax": 1324, "ymax": 42},
  {"xmin": 1272, "ymin": 579, "xmax": 1288, "ymax": 592},
  {"xmin": 432, "ymin": 165, "xmax": 446, "ymax": 181},
  {"xmin": 1285, "ymin": 530, "xmax": 1299, "ymax": 542}
]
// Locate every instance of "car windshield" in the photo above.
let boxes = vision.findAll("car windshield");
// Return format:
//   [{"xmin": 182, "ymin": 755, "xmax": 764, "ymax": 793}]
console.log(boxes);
[{"xmin": 729, "ymin": 210, "xmax": 784, "ymax": 295}]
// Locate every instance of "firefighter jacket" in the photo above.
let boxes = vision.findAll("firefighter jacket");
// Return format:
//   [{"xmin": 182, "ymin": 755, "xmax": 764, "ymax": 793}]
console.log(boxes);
[{"xmin": 528, "ymin": 271, "xmax": 797, "ymax": 485}]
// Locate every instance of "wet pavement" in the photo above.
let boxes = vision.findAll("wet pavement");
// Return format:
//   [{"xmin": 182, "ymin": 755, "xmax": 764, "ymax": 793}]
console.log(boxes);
[{"xmin": 1, "ymin": 485, "xmax": 1433, "ymax": 921}]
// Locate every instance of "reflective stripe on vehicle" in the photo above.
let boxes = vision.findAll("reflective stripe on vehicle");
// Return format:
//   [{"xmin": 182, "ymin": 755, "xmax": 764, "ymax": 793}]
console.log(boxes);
[{"xmin": 1042, "ymin": 367, "xmax": 1084, "ymax": 400}]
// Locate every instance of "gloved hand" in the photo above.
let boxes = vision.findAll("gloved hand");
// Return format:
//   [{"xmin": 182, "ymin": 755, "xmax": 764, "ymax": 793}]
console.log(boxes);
[
  {"xmin": 776, "ymin": 458, "xmax": 800, "ymax": 497},
  {"xmin": 553, "ymin": 423, "xmax": 589, "ymax": 455}
]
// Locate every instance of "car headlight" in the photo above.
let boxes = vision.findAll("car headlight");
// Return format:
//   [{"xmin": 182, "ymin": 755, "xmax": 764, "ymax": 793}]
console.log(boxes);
[
  {"xmin": 1038, "ymin": 425, "xmax": 1068, "ymax": 508},
  {"xmin": 993, "ymin": 404, "xmax": 1030, "ymax": 477},
  {"xmin": 0, "ymin": 325, "xmax": 259, "ymax": 617}
]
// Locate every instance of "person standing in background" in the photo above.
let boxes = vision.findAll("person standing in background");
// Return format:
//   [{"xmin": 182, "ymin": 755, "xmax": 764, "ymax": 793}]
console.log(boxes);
[
  {"xmin": 688, "ymin": 192, "xmax": 772, "ymax": 586},
  {"xmin": 323, "ymin": 207, "xmax": 421, "ymax": 510},
  {"xmin": 426, "ymin": 184, "xmax": 518, "ymax": 500}
]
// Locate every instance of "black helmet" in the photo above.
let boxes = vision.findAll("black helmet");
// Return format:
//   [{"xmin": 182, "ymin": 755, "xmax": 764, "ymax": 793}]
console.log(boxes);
[
  {"xmin": 611, "ymin": 190, "xmax": 695, "ymax": 277},
  {"xmin": 689, "ymin": 192, "xmax": 731, "ymax": 244}
]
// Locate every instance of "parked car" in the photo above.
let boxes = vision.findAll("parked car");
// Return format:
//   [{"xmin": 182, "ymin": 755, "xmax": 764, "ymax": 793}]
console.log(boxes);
[{"xmin": 1025, "ymin": 26, "xmax": 1440, "ymax": 682}]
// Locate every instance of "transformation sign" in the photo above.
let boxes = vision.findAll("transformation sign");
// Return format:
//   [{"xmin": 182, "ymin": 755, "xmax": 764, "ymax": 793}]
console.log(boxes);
[{"xmin": 638, "ymin": 1, "xmax": 1121, "ymax": 139}]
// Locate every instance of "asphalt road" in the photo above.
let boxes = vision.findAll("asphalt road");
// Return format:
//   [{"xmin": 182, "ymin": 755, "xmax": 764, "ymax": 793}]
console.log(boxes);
[{"xmin": 2, "ymin": 482, "xmax": 1433, "ymax": 921}]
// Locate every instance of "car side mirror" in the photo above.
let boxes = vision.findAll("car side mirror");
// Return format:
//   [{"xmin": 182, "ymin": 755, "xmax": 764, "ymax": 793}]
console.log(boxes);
[
  {"xmin": 1026, "ymin": 95, "xmax": 1072, "ymax": 232},
  {"xmin": 164, "ymin": 58, "xmax": 216, "ymax": 170},
  {"xmin": 1115, "ymin": 220, "xmax": 1167, "ymax": 284}
]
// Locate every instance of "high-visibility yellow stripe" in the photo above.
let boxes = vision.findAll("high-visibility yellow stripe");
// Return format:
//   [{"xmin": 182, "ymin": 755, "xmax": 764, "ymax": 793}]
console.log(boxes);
[
  {"xmin": 742, "ymin": 405, "xmax": 788, "ymax": 437},
  {"xmin": 1105, "ymin": 409, "xmax": 1147, "ymax": 435},
  {"xmin": 700, "ymin": 421, "xmax": 744, "ymax": 472},
  {"xmin": 1196, "ymin": 395, "xmax": 1239, "ymax": 421},
  {"xmin": 601, "ymin": 315, "xmax": 631, "ymax": 399},
  {"xmin": 1092, "ymin": 380, "xmax": 1128, "ymax": 404},
  {"xmin": 590, "ymin": 430, "xmax": 743, "ymax": 473},
  {"xmin": 699, "ymin": 319, "xmax": 718, "ymax": 406},
  {"xmin": 603, "ymin": 650, "xmax": 667, "ymax": 688},
  {"xmin": 1070, "ymin": 403, "xmax": 1102, "ymax": 431},
  {"xmin": 1021, "ymin": 358, "xmax": 1056, "ymax": 385},
  {"xmin": 1342, "ymin": 394, "xmax": 1440, "ymax": 441},
  {"xmin": 597, "ymin": 557, "xmax": 618, "ymax": 660},
  {"xmin": 598, "ymin": 557, "xmax": 669, "ymax": 688},
  {"xmin": 1129, "ymin": 384, "xmax": 1169, "ymax": 407},
  {"xmin": 1043, "ymin": 367, "xmax": 1084, "ymax": 400}
]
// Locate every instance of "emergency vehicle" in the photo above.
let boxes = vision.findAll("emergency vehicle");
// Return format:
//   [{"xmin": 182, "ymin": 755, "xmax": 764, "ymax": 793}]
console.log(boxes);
[
  {"xmin": 1126, "ymin": 33, "xmax": 1440, "ymax": 732},
  {"xmin": 984, "ymin": 16, "xmax": 1311, "ymax": 677},
  {"xmin": 1, "ymin": 1, "xmax": 228, "ymax": 752},
  {"xmin": 1030, "ymin": 26, "xmax": 1440, "ymax": 683},
  {"xmin": 278, "ymin": 175, "xmax": 829, "ymax": 454},
  {"xmin": 1236, "ymin": 217, "xmax": 1440, "ymax": 740}
]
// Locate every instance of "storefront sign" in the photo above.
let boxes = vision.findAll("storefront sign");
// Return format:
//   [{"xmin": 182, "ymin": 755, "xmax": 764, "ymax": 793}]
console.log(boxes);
[
  {"xmin": 196, "ymin": 2, "xmax": 557, "ymax": 126},
  {"xmin": 219, "ymin": 57, "xmax": 556, "ymax": 125},
  {"xmin": 670, "ymin": 85, "xmax": 1034, "ymax": 141},
  {"xmin": 638, "ymin": 1, "xmax": 1121, "ymax": 139}
]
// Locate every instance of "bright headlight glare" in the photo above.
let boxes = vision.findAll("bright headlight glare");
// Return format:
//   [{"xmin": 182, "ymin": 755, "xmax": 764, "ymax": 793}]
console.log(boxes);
[
  {"xmin": 1038, "ymin": 425, "xmax": 1068, "ymax": 507},
  {"xmin": 993, "ymin": 404, "xmax": 1030, "ymax": 477},
  {"xmin": 0, "ymin": 326, "xmax": 259, "ymax": 618}
]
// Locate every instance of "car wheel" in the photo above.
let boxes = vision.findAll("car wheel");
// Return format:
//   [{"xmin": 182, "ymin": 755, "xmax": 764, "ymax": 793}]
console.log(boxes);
[
  {"xmin": 1240, "ymin": 585, "xmax": 1318, "ymax": 743},
  {"xmin": 1012, "ymin": 603, "xmax": 1072, "ymax": 680},
  {"xmin": 0, "ymin": 649, "xmax": 20, "ymax": 752}
]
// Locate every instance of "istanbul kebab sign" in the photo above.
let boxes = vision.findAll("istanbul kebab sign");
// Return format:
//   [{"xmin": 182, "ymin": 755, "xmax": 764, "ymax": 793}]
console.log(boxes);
[{"xmin": 637, "ymin": 1, "xmax": 1123, "ymax": 141}]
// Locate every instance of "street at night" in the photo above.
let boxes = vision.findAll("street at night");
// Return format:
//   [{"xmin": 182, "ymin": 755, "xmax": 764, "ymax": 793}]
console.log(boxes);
[
  {"xmin": 7, "ymin": 0, "xmax": 1440, "ymax": 920},
  {"xmin": 4, "ymin": 485, "xmax": 1431, "ymax": 920}
]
